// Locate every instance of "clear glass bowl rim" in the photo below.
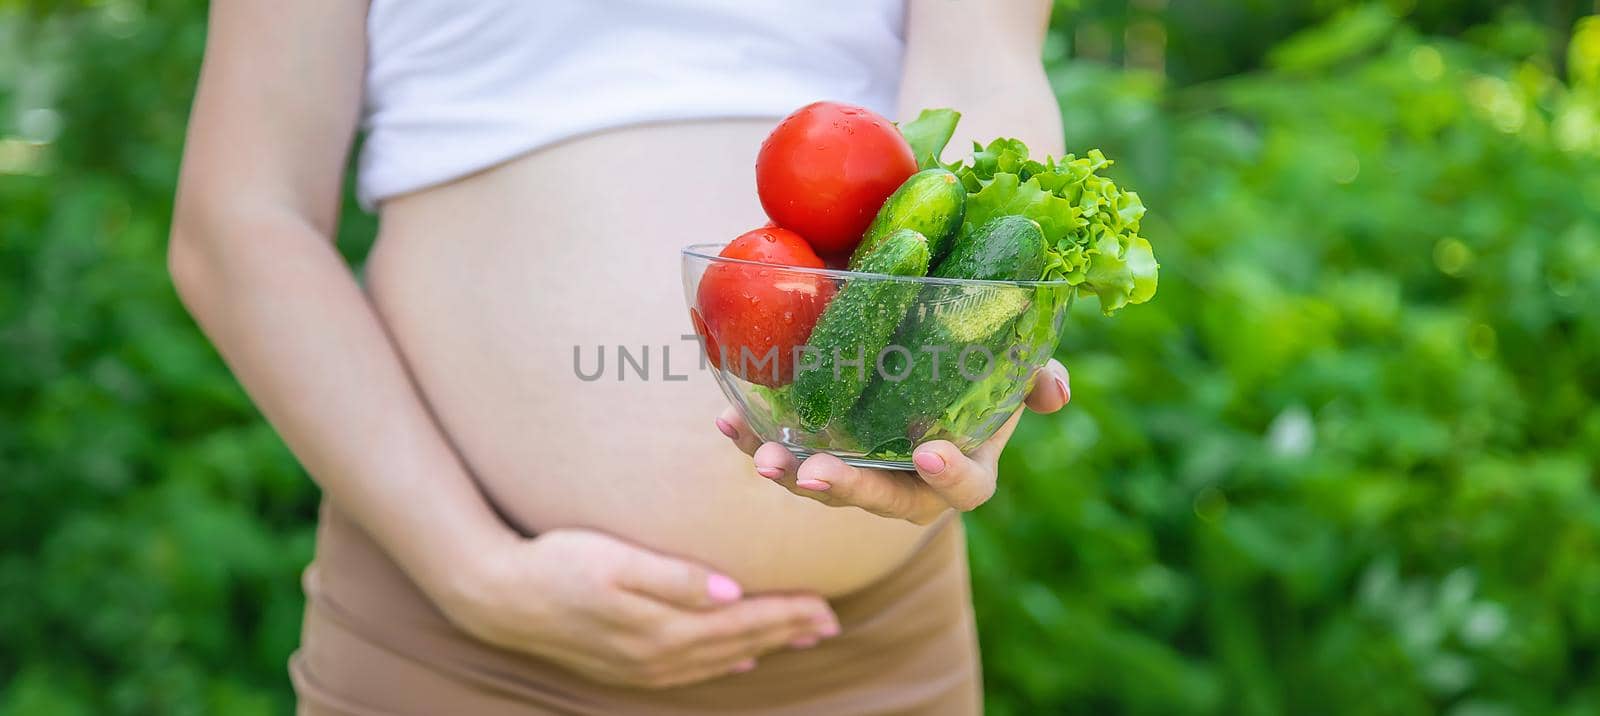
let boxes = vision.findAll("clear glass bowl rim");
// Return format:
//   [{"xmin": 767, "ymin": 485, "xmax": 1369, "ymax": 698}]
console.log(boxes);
[{"xmin": 682, "ymin": 243, "xmax": 1079, "ymax": 289}]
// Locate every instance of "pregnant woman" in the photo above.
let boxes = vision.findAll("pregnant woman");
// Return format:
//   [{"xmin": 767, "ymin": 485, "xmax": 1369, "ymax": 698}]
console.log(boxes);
[{"xmin": 170, "ymin": 1, "xmax": 1070, "ymax": 713}]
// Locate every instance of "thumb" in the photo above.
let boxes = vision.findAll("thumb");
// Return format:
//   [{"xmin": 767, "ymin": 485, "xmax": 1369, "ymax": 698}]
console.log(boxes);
[{"xmin": 613, "ymin": 546, "xmax": 743, "ymax": 610}]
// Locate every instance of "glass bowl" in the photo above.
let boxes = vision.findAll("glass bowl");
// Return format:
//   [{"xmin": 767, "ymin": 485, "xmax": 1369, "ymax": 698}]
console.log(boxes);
[{"xmin": 682, "ymin": 243, "xmax": 1073, "ymax": 470}]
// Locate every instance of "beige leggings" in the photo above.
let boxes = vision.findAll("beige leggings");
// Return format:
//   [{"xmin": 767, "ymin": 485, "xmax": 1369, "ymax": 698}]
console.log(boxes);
[{"xmin": 290, "ymin": 501, "xmax": 982, "ymax": 715}]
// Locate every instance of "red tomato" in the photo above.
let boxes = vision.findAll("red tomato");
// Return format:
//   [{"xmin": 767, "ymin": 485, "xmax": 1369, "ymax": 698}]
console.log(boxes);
[
  {"xmin": 756, "ymin": 101, "xmax": 916, "ymax": 255},
  {"xmin": 722, "ymin": 225, "xmax": 827, "ymax": 266},
  {"xmin": 694, "ymin": 227, "xmax": 834, "ymax": 387},
  {"xmin": 688, "ymin": 308, "xmax": 720, "ymax": 370}
]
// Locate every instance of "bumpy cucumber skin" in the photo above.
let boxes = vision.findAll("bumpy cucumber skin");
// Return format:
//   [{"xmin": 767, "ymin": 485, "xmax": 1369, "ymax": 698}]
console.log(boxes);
[
  {"xmin": 793, "ymin": 229, "xmax": 931, "ymax": 431},
  {"xmin": 848, "ymin": 169, "xmax": 965, "ymax": 269},
  {"xmin": 932, "ymin": 215, "xmax": 1047, "ymax": 281},
  {"xmin": 846, "ymin": 216, "xmax": 1049, "ymax": 454}
]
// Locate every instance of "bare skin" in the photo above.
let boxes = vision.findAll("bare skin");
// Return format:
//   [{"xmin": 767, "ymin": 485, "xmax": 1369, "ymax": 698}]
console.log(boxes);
[{"xmin": 171, "ymin": 0, "xmax": 1061, "ymax": 690}]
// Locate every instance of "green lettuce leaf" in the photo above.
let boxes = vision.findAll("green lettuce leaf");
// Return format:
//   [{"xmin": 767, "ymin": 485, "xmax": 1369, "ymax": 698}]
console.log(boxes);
[
  {"xmin": 869, "ymin": 117, "xmax": 1159, "ymax": 451},
  {"xmin": 948, "ymin": 139, "xmax": 1160, "ymax": 315},
  {"xmin": 897, "ymin": 108, "xmax": 961, "ymax": 169}
]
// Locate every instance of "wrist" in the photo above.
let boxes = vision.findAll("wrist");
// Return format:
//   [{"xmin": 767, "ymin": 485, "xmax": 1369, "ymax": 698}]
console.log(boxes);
[
  {"xmin": 392, "ymin": 512, "xmax": 525, "ymax": 620},
  {"xmin": 423, "ymin": 528, "xmax": 568, "ymax": 656}
]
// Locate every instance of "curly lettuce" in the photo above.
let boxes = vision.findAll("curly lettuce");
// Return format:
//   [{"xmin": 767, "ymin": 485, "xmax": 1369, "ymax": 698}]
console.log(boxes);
[
  {"xmin": 904, "ymin": 124, "xmax": 1158, "ymax": 450},
  {"xmin": 947, "ymin": 139, "xmax": 1159, "ymax": 314}
]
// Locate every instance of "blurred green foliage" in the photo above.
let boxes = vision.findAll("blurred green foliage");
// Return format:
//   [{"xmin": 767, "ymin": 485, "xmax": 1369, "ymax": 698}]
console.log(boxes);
[
  {"xmin": 979, "ymin": 4, "xmax": 1600, "ymax": 715},
  {"xmin": 2, "ymin": 1, "xmax": 1597, "ymax": 714}
]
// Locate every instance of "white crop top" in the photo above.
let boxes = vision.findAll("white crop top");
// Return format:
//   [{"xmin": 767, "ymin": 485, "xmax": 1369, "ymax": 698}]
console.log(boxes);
[{"xmin": 357, "ymin": 0, "xmax": 908, "ymax": 209}]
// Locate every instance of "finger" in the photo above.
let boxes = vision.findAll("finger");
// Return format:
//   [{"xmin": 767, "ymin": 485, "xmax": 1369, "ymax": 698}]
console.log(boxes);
[
  {"xmin": 1023, "ymin": 359, "xmax": 1071, "ymax": 414},
  {"xmin": 678, "ymin": 595, "xmax": 841, "ymax": 668},
  {"xmin": 614, "ymin": 548, "xmax": 743, "ymax": 610},
  {"xmin": 751, "ymin": 442, "xmax": 801, "ymax": 482},
  {"xmin": 586, "ymin": 595, "xmax": 780, "ymax": 689},
  {"xmin": 972, "ymin": 407, "xmax": 1026, "ymax": 465},
  {"xmin": 911, "ymin": 440, "xmax": 998, "ymax": 513},
  {"xmin": 790, "ymin": 452, "xmax": 948, "ymax": 524},
  {"xmin": 646, "ymin": 594, "xmax": 838, "ymax": 683},
  {"xmin": 715, "ymin": 408, "xmax": 764, "ymax": 456},
  {"xmin": 752, "ymin": 444, "xmax": 849, "ymax": 509},
  {"xmin": 649, "ymin": 655, "xmax": 759, "ymax": 688},
  {"xmin": 686, "ymin": 594, "xmax": 839, "ymax": 651},
  {"xmin": 617, "ymin": 627, "xmax": 759, "ymax": 690}
]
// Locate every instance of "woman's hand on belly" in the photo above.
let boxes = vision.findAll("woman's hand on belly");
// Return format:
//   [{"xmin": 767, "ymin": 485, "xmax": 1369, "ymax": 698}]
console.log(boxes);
[
  {"xmin": 439, "ymin": 527, "xmax": 840, "ymax": 688},
  {"xmin": 723, "ymin": 359, "xmax": 1073, "ymax": 524}
]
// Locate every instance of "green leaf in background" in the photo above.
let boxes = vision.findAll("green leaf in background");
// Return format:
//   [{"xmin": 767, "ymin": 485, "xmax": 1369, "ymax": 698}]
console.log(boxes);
[
  {"xmin": 1268, "ymin": 3, "xmax": 1398, "ymax": 71},
  {"xmin": 897, "ymin": 107, "xmax": 962, "ymax": 169}
]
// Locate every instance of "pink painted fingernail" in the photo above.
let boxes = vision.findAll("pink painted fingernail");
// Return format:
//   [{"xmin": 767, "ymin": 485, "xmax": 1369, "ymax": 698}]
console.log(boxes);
[
  {"xmin": 707, "ymin": 574, "xmax": 742, "ymax": 603},
  {"xmin": 715, "ymin": 417, "xmax": 739, "ymax": 440},
  {"xmin": 756, "ymin": 466, "xmax": 784, "ymax": 480},
  {"xmin": 818, "ymin": 621, "xmax": 841, "ymax": 638},
  {"xmin": 731, "ymin": 658, "xmax": 756, "ymax": 673},
  {"xmin": 1054, "ymin": 376, "xmax": 1071, "ymax": 403},
  {"xmin": 795, "ymin": 479, "xmax": 830, "ymax": 491},
  {"xmin": 789, "ymin": 635, "xmax": 819, "ymax": 649},
  {"xmin": 913, "ymin": 451, "xmax": 946, "ymax": 475}
]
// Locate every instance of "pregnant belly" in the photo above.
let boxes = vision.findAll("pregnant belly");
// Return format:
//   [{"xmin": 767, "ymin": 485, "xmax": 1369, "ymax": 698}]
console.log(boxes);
[{"xmin": 363, "ymin": 120, "xmax": 933, "ymax": 597}]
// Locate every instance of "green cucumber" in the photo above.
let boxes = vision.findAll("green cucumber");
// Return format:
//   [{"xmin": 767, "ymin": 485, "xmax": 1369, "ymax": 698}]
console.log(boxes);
[
  {"xmin": 793, "ymin": 229, "xmax": 930, "ymax": 431},
  {"xmin": 846, "ymin": 216, "xmax": 1049, "ymax": 454},
  {"xmin": 932, "ymin": 215, "xmax": 1048, "ymax": 282},
  {"xmin": 848, "ymin": 169, "xmax": 965, "ymax": 269}
]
